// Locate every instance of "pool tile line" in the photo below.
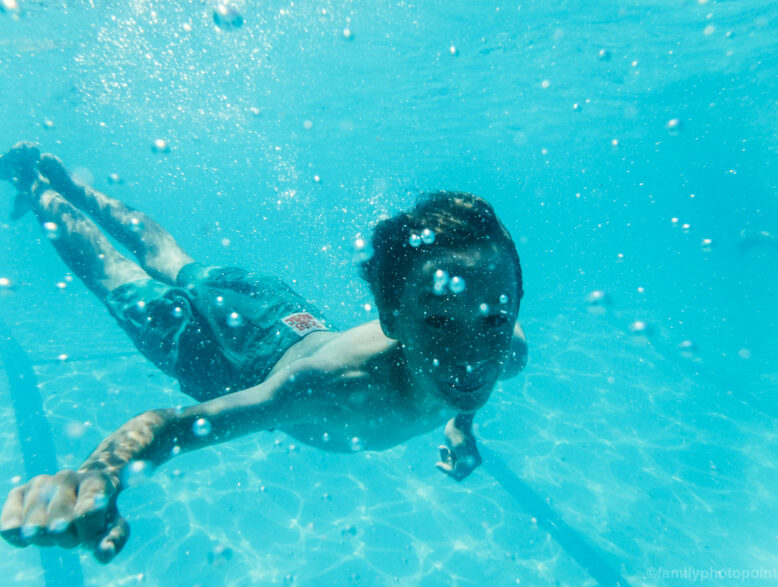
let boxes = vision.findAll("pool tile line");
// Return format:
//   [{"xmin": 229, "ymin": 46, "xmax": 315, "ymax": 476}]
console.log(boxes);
[{"xmin": 0, "ymin": 318, "xmax": 85, "ymax": 587}]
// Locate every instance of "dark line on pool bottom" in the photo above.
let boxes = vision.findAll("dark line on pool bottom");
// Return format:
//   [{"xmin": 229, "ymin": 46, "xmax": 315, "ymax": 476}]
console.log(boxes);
[
  {"xmin": 480, "ymin": 445, "xmax": 629, "ymax": 587},
  {"xmin": 0, "ymin": 320, "xmax": 85, "ymax": 587}
]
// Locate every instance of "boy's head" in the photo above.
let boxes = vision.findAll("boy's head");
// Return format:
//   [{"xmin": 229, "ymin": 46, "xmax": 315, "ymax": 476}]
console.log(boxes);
[
  {"xmin": 360, "ymin": 191, "xmax": 523, "ymax": 325},
  {"xmin": 360, "ymin": 192, "xmax": 523, "ymax": 412}
]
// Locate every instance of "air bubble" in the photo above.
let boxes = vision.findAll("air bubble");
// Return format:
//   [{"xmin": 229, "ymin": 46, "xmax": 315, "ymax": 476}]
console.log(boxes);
[
  {"xmin": 433, "ymin": 270, "xmax": 449, "ymax": 295},
  {"xmin": 107, "ymin": 173, "xmax": 124, "ymax": 185},
  {"xmin": 342, "ymin": 28, "xmax": 353, "ymax": 40},
  {"xmin": 208, "ymin": 544, "xmax": 233, "ymax": 566},
  {"xmin": 321, "ymin": 432, "xmax": 330, "ymax": 443},
  {"xmin": 586, "ymin": 290, "xmax": 612, "ymax": 306},
  {"xmin": 666, "ymin": 118, "xmax": 684, "ymax": 134},
  {"xmin": 678, "ymin": 340, "xmax": 698, "ymax": 359},
  {"xmin": 628, "ymin": 320, "xmax": 652, "ymax": 336},
  {"xmin": 64, "ymin": 421, "xmax": 86, "ymax": 439},
  {"xmin": 214, "ymin": 296, "xmax": 224, "ymax": 307},
  {"xmin": 598, "ymin": 48, "xmax": 611, "ymax": 61},
  {"xmin": 43, "ymin": 221, "xmax": 59, "ymax": 239},
  {"xmin": 122, "ymin": 460, "xmax": 152, "ymax": 488},
  {"xmin": 420, "ymin": 228, "xmax": 435, "ymax": 244},
  {"xmin": 193, "ymin": 417, "xmax": 212, "ymax": 437},
  {"xmin": 432, "ymin": 358, "xmax": 440, "ymax": 368},
  {"xmin": 151, "ymin": 139, "xmax": 170, "ymax": 154},
  {"xmin": 21, "ymin": 525, "xmax": 39, "ymax": 540},
  {"xmin": 129, "ymin": 216, "xmax": 144, "ymax": 232},
  {"xmin": 0, "ymin": 277, "xmax": 13, "ymax": 289},
  {"xmin": 1, "ymin": 0, "xmax": 21, "ymax": 17},
  {"xmin": 303, "ymin": 120, "xmax": 313, "ymax": 130},
  {"xmin": 213, "ymin": 4, "xmax": 243, "ymax": 30},
  {"xmin": 350, "ymin": 437, "xmax": 363, "ymax": 451},
  {"xmin": 408, "ymin": 234, "xmax": 422, "ymax": 247},
  {"xmin": 352, "ymin": 237, "xmax": 374, "ymax": 263},
  {"xmin": 701, "ymin": 238, "xmax": 715, "ymax": 253},
  {"xmin": 479, "ymin": 303, "xmax": 489, "ymax": 315},
  {"xmin": 449, "ymin": 45, "xmax": 459, "ymax": 56},
  {"xmin": 227, "ymin": 312, "xmax": 243, "ymax": 327},
  {"xmin": 449, "ymin": 276, "xmax": 466, "ymax": 294},
  {"xmin": 172, "ymin": 306, "xmax": 184, "ymax": 319},
  {"xmin": 465, "ymin": 364, "xmax": 473, "ymax": 374},
  {"xmin": 499, "ymin": 294, "xmax": 509, "ymax": 305}
]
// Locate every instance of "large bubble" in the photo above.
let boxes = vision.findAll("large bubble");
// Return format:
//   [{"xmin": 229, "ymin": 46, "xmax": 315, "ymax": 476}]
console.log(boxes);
[{"xmin": 213, "ymin": 4, "xmax": 244, "ymax": 31}]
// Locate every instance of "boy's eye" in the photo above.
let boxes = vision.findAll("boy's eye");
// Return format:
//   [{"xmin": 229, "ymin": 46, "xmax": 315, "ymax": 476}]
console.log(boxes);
[{"xmin": 424, "ymin": 315, "xmax": 450, "ymax": 329}]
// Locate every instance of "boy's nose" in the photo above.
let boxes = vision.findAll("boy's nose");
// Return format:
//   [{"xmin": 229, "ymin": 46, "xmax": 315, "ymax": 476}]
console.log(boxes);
[{"xmin": 453, "ymin": 359, "xmax": 491, "ymax": 374}]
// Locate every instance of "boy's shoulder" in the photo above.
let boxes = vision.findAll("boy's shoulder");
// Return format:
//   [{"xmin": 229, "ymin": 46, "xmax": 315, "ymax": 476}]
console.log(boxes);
[{"xmin": 309, "ymin": 320, "xmax": 399, "ymax": 372}]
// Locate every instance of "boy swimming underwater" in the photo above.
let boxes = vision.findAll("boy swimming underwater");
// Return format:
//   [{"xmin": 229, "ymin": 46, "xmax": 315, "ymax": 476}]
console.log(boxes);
[{"xmin": 0, "ymin": 142, "xmax": 527, "ymax": 563}]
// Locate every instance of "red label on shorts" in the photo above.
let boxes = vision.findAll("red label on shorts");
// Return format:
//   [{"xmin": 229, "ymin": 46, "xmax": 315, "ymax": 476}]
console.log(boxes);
[{"xmin": 282, "ymin": 312, "xmax": 327, "ymax": 337}]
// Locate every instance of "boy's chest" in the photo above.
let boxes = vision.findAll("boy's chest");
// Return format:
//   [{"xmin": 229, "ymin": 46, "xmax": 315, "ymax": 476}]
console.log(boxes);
[{"xmin": 282, "ymin": 377, "xmax": 451, "ymax": 452}]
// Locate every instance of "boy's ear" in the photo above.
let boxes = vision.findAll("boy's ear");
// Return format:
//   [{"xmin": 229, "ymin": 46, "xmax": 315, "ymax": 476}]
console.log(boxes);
[{"xmin": 378, "ymin": 309, "xmax": 398, "ymax": 339}]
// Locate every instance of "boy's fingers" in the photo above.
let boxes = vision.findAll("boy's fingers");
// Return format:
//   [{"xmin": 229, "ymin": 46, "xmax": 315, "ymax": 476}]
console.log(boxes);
[
  {"xmin": 435, "ymin": 461, "xmax": 454, "ymax": 475},
  {"xmin": 438, "ymin": 445, "xmax": 453, "ymax": 463},
  {"xmin": 45, "ymin": 477, "xmax": 79, "ymax": 548},
  {"xmin": 22, "ymin": 481, "xmax": 55, "ymax": 546},
  {"xmin": 73, "ymin": 477, "xmax": 112, "ymax": 543},
  {"xmin": 1, "ymin": 486, "xmax": 27, "ymax": 547},
  {"xmin": 93, "ymin": 514, "xmax": 130, "ymax": 564}
]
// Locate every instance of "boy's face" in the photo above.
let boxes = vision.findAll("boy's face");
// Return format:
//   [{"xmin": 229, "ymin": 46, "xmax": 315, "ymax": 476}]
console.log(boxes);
[{"xmin": 388, "ymin": 243, "xmax": 520, "ymax": 413}]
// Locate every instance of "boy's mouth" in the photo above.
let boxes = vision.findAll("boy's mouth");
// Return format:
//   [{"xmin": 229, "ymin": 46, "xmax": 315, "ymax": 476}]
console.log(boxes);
[{"xmin": 449, "ymin": 380, "xmax": 486, "ymax": 394}]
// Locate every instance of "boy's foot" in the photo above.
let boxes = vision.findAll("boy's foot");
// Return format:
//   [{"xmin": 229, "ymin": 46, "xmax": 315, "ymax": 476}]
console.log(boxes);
[
  {"xmin": 38, "ymin": 153, "xmax": 75, "ymax": 190},
  {"xmin": 0, "ymin": 142, "xmax": 41, "ymax": 191},
  {"xmin": 10, "ymin": 191, "xmax": 33, "ymax": 220}
]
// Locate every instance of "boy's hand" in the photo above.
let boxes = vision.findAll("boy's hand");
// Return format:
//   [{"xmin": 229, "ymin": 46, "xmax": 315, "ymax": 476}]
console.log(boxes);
[
  {"xmin": 436, "ymin": 416, "xmax": 482, "ymax": 481},
  {"xmin": 1, "ymin": 470, "xmax": 128, "ymax": 563}
]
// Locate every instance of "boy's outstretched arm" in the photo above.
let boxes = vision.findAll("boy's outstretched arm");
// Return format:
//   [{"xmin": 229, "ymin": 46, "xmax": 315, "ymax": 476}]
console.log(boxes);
[
  {"xmin": 0, "ymin": 361, "xmax": 325, "ymax": 563},
  {"xmin": 438, "ymin": 321, "xmax": 527, "ymax": 481}
]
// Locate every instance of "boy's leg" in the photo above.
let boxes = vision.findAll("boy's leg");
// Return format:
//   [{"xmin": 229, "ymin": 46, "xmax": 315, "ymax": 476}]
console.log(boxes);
[
  {"xmin": 28, "ymin": 175, "xmax": 150, "ymax": 301},
  {"xmin": 37, "ymin": 153, "xmax": 194, "ymax": 285}
]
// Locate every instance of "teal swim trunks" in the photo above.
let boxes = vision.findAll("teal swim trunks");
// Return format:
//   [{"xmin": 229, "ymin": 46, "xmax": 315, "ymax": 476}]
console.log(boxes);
[{"xmin": 105, "ymin": 263, "xmax": 332, "ymax": 401}]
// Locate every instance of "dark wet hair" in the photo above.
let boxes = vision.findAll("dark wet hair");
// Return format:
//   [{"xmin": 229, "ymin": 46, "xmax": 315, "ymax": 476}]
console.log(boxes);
[{"xmin": 360, "ymin": 191, "xmax": 523, "ymax": 319}]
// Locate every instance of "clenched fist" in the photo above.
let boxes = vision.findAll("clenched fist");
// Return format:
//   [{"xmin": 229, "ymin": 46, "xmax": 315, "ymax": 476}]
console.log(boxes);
[{"xmin": 1, "ymin": 469, "xmax": 128, "ymax": 563}]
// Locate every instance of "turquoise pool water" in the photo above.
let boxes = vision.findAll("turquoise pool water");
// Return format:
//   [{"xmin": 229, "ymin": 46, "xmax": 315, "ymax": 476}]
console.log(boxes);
[{"xmin": 1, "ymin": 1, "xmax": 777, "ymax": 585}]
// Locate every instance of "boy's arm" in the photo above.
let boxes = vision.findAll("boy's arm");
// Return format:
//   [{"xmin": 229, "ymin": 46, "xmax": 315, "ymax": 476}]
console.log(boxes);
[
  {"xmin": 0, "ymin": 361, "xmax": 325, "ymax": 563},
  {"xmin": 436, "ymin": 413, "xmax": 482, "ymax": 481}
]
